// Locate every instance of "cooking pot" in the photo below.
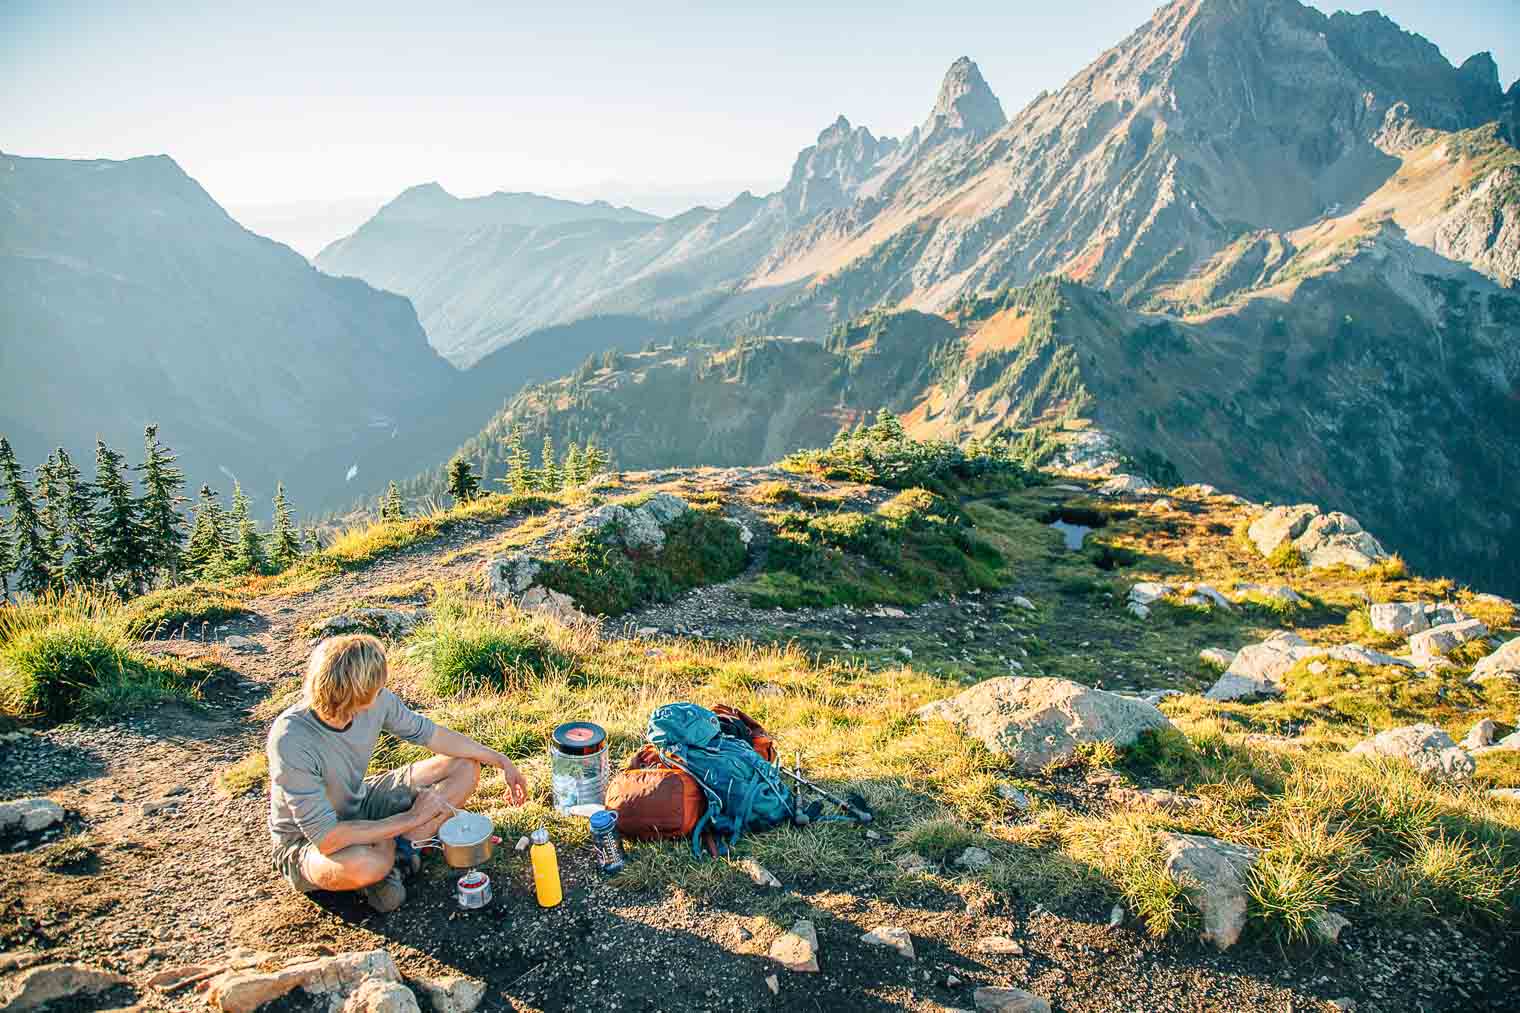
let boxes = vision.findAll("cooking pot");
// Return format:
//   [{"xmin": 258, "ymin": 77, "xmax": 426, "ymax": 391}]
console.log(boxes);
[{"xmin": 416, "ymin": 810, "xmax": 495, "ymax": 869}]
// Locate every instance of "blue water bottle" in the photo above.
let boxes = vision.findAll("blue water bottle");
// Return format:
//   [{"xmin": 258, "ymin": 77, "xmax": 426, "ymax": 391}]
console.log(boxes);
[{"xmin": 589, "ymin": 808, "xmax": 626, "ymax": 875}]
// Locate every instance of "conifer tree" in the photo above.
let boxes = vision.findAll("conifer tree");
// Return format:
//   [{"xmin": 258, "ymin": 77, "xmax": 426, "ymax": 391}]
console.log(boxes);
[
  {"xmin": 539, "ymin": 435, "xmax": 560, "ymax": 492},
  {"xmin": 582, "ymin": 439, "xmax": 610, "ymax": 482},
  {"xmin": 503, "ymin": 425, "xmax": 535, "ymax": 494},
  {"xmin": 94, "ymin": 440, "xmax": 144, "ymax": 593},
  {"xmin": 136, "ymin": 425, "xmax": 188, "ymax": 584},
  {"xmin": 562, "ymin": 443, "xmax": 582, "ymax": 488},
  {"xmin": 381, "ymin": 481, "xmax": 406, "ymax": 521},
  {"xmin": 270, "ymin": 482, "xmax": 302, "ymax": 571},
  {"xmin": 35, "ymin": 453, "xmax": 66, "ymax": 589},
  {"xmin": 871, "ymin": 407, "xmax": 906, "ymax": 441},
  {"xmin": 446, "ymin": 456, "xmax": 480, "ymax": 503},
  {"xmin": 49, "ymin": 449, "xmax": 98, "ymax": 587},
  {"xmin": 304, "ymin": 526, "xmax": 323, "ymax": 554},
  {"xmin": 0, "ymin": 507, "xmax": 12, "ymax": 600},
  {"xmin": 185, "ymin": 485, "xmax": 230, "ymax": 575},
  {"xmin": 229, "ymin": 483, "xmax": 266, "ymax": 575},
  {"xmin": 0, "ymin": 437, "xmax": 50, "ymax": 595}
]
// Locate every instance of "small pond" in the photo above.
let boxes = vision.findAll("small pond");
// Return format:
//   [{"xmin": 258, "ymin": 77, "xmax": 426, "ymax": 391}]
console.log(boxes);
[{"xmin": 1049, "ymin": 520, "xmax": 1093, "ymax": 551}]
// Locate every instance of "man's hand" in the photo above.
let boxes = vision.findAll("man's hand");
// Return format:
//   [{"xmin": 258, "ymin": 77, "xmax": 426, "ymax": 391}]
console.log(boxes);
[
  {"xmin": 405, "ymin": 787, "xmax": 453, "ymax": 830},
  {"xmin": 485, "ymin": 751, "xmax": 529, "ymax": 805}
]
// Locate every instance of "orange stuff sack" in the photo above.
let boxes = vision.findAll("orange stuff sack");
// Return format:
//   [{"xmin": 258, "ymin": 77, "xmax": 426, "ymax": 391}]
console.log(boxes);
[
  {"xmin": 605, "ymin": 745, "xmax": 706, "ymax": 841},
  {"xmin": 712, "ymin": 704, "xmax": 777, "ymax": 762}
]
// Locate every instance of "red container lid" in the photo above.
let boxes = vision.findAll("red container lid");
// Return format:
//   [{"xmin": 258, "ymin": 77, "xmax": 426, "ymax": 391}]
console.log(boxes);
[{"xmin": 551, "ymin": 721, "xmax": 607, "ymax": 756}]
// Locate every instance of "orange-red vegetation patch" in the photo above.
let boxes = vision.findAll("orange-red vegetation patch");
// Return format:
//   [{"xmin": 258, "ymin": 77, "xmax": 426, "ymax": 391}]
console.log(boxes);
[{"xmin": 961, "ymin": 309, "xmax": 1032, "ymax": 363}]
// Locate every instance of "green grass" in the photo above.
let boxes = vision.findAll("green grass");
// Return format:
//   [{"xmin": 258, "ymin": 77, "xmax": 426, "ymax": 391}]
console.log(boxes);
[
  {"xmin": 0, "ymin": 591, "xmax": 214, "ymax": 723},
  {"xmin": 118, "ymin": 583, "xmax": 249, "ymax": 639},
  {"xmin": 404, "ymin": 587, "xmax": 575, "ymax": 696},
  {"xmin": 782, "ymin": 428, "xmax": 1030, "ymax": 496},
  {"xmin": 537, "ymin": 509, "xmax": 747, "ymax": 616},
  {"xmin": 217, "ymin": 751, "xmax": 270, "ymax": 796}
]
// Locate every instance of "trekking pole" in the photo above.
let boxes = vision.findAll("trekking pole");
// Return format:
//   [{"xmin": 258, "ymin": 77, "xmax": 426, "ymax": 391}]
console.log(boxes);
[{"xmin": 778, "ymin": 766, "xmax": 873, "ymax": 824}]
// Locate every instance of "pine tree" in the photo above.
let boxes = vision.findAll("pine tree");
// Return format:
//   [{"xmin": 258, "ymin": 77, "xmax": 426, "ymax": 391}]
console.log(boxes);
[
  {"xmin": 94, "ymin": 440, "xmax": 144, "ymax": 593},
  {"xmin": 381, "ymin": 481, "xmax": 406, "ymax": 521},
  {"xmin": 50, "ymin": 449, "xmax": 98, "ymax": 587},
  {"xmin": 871, "ymin": 407, "xmax": 905, "ymax": 441},
  {"xmin": 0, "ymin": 506, "xmax": 12, "ymax": 600},
  {"xmin": 503, "ymin": 425, "xmax": 535, "ymax": 494},
  {"xmin": 0, "ymin": 437, "xmax": 50, "ymax": 595},
  {"xmin": 185, "ymin": 485, "xmax": 230, "ymax": 575},
  {"xmin": 446, "ymin": 456, "xmax": 480, "ymax": 503},
  {"xmin": 303, "ymin": 526, "xmax": 323, "ymax": 554},
  {"xmin": 562, "ymin": 443, "xmax": 583, "ymax": 488},
  {"xmin": 539, "ymin": 435, "xmax": 560, "ymax": 492},
  {"xmin": 136, "ymin": 425, "xmax": 188, "ymax": 585},
  {"xmin": 229, "ymin": 483, "xmax": 266, "ymax": 575},
  {"xmin": 270, "ymin": 482, "xmax": 302, "ymax": 571},
  {"xmin": 35, "ymin": 453, "xmax": 66, "ymax": 589}
]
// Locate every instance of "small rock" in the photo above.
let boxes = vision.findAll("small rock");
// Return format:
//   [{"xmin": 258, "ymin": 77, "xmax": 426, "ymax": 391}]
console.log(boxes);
[
  {"xmin": 954, "ymin": 846, "xmax": 993, "ymax": 871},
  {"xmin": 1128, "ymin": 582, "xmax": 1170, "ymax": 605},
  {"xmin": 946, "ymin": 974, "xmax": 962, "ymax": 988},
  {"xmin": 0, "ymin": 963, "xmax": 129, "ymax": 1011},
  {"xmin": 769, "ymin": 920, "xmax": 819, "ymax": 973},
  {"xmin": 973, "ymin": 986, "xmax": 1051, "ymax": 1012},
  {"xmin": 1409, "ymin": 619, "xmax": 1489, "ymax": 663},
  {"xmin": 1486, "ymin": 788, "xmax": 1520, "ymax": 803},
  {"xmin": 865, "ymin": 829, "xmax": 882, "ymax": 840},
  {"xmin": 139, "ymin": 800, "xmax": 172, "ymax": 818},
  {"xmin": 1127, "ymin": 601, "xmax": 1151, "ymax": 619},
  {"xmin": 1108, "ymin": 904, "xmax": 1125, "ymax": 927},
  {"xmin": 1349, "ymin": 724, "xmax": 1474, "ymax": 782},
  {"xmin": 1329, "ymin": 1000, "xmax": 1356, "ymax": 1013},
  {"xmin": 893, "ymin": 852, "xmax": 931, "ymax": 874},
  {"xmin": 342, "ymin": 979, "xmax": 420, "ymax": 1013},
  {"xmin": 1012, "ymin": 596, "xmax": 1036, "ymax": 611},
  {"xmin": 1461, "ymin": 718, "xmax": 1503, "ymax": 751},
  {"xmin": 764, "ymin": 975, "xmax": 779, "ymax": 995},
  {"xmin": 1311, "ymin": 911, "xmax": 1350, "ymax": 945},
  {"xmin": 1198, "ymin": 648, "xmax": 1236, "ymax": 669},
  {"xmin": 0, "ymin": 798, "xmax": 64, "ymax": 834},
  {"xmin": 859, "ymin": 926, "xmax": 915, "ymax": 959},
  {"xmin": 519, "ymin": 585, "xmax": 592, "ymax": 626},
  {"xmin": 636, "ymin": 627, "xmax": 659, "ymax": 638},
  {"xmin": 1161, "ymin": 832, "xmax": 1259, "ymax": 951},
  {"xmin": 222, "ymin": 635, "xmax": 264, "ymax": 653},
  {"xmin": 1469, "ymin": 637, "xmax": 1520, "ymax": 684},
  {"xmin": 898, "ymin": 646, "xmax": 913, "ymax": 661},
  {"xmin": 732, "ymin": 925, "xmax": 754, "ymax": 943},
  {"xmin": 740, "ymin": 859, "xmax": 781, "ymax": 889},
  {"xmin": 973, "ymin": 936, "xmax": 1024, "ymax": 955},
  {"xmin": 995, "ymin": 783, "xmax": 1031, "ymax": 810},
  {"xmin": 415, "ymin": 976, "xmax": 485, "ymax": 1013}
]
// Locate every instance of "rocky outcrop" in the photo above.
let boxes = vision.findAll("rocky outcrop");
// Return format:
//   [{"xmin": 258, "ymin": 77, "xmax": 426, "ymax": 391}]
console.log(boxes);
[
  {"xmin": 1408, "ymin": 619, "xmax": 1489, "ymax": 663},
  {"xmin": 518, "ymin": 586, "xmax": 592, "ymax": 626},
  {"xmin": 205, "ymin": 949, "xmax": 404, "ymax": 1013},
  {"xmin": 1469, "ymin": 638, "xmax": 1520, "ymax": 683},
  {"xmin": 583, "ymin": 492, "xmax": 689, "ymax": 554},
  {"xmin": 1204, "ymin": 632, "xmax": 1319, "ymax": 701},
  {"xmin": 1161, "ymin": 833, "xmax": 1259, "ymax": 952},
  {"xmin": 309, "ymin": 608, "xmax": 428, "ymax": 640},
  {"xmin": 1248, "ymin": 505, "xmax": 1388, "ymax": 570},
  {"xmin": 1099, "ymin": 474, "xmax": 1159, "ymax": 497},
  {"xmin": 916, "ymin": 677, "xmax": 1173, "ymax": 770},
  {"xmin": 1367, "ymin": 602, "xmax": 1467, "ymax": 636},
  {"xmin": 0, "ymin": 797, "xmax": 64, "ymax": 834},
  {"xmin": 1349, "ymin": 724, "xmax": 1475, "ymax": 782},
  {"xmin": 0, "ymin": 963, "xmax": 128, "ymax": 1011},
  {"xmin": 484, "ymin": 554, "xmax": 541, "ymax": 598}
]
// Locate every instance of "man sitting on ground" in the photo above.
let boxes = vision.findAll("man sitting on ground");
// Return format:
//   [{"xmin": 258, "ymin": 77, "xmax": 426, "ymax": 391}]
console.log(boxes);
[{"xmin": 266, "ymin": 634, "xmax": 528, "ymax": 911}]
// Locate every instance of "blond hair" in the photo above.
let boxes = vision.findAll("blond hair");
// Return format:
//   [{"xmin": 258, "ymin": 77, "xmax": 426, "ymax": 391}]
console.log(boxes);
[{"xmin": 305, "ymin": 634, "xmax": 388, "ymax": 723}]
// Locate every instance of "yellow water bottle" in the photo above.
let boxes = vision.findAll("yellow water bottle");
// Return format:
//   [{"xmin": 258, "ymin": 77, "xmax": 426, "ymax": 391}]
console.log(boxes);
[{"xmin": 529, "ymin": 827, "xmax": 562, "ymax": 908}]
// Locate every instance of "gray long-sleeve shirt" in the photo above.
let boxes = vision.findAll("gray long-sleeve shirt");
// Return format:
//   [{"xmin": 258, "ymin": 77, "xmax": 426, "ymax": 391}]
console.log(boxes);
[{"xmin": 266, "ymin": 689, "xmax": 437, "ymax": 846}]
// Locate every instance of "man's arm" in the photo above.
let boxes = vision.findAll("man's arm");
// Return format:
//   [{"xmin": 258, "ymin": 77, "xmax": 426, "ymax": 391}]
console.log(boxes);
[
  {"xmin": 313, "ymin": 798, "xmax": 444, "ymax": 856},
  {"xmin": 423, "ymin": 725, "xmax": 529, "ymax": 804}
]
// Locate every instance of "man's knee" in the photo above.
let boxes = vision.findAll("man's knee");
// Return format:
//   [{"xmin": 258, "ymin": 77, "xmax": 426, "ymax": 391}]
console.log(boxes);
[
  {"xmin": 451, "ymin": 756, "xmax": 481, "ymax": 788},
  {"xmin": 349, "ymin": 841, "xmax": 396, "ymax": 888}
]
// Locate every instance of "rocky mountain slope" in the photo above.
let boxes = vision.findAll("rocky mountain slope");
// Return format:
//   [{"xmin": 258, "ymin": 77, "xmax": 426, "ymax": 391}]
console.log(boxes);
[
  {"xmin": 0, "ymin": 152, "xmax": 461, "ymax": 512},
  {"xmin": 416, "ymin": 267, "xmax": 1520, "ymax": 598}
]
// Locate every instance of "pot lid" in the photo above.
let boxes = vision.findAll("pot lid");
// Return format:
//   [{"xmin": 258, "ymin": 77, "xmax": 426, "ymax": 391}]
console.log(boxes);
[
  {"xmin": 438, "ymin": 810, "xmax": 492, "ymax": 846},
  {"xmin": 551, "ymin": 721, "xmax": 606, "ymax": 756}
]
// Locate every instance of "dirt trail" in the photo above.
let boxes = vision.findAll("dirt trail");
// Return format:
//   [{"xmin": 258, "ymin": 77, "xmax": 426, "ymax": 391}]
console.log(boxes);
[{"xmin": 2, "ymin": 483, "xmax": 1516, "ymax": 1013}]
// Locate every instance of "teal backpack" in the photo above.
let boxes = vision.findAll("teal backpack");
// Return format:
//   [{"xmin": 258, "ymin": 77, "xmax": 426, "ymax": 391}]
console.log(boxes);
[{"xmin": 647, "ymin": 702, "xmax": 794, "ymax": 857}]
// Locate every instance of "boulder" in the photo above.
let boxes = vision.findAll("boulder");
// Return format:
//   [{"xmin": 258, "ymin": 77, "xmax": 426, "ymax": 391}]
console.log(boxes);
[
  {"xmin": 584, "ymin": 495, "xmax": 686, "ymax": 554},
  {"xmin": 1425, "ymin": 604, "xmax": 1470, "ymax": 627},
  {"xmin": 1324, "ymin": 644, "xmax": 1414, "ymax": 669},
  {"xmin": 1128, "ymin": 582, "xmax": 1171, "ymax": 605},
  {"xmin": 310, "ymin": 608, "xmax": 427, "ymax": 640},
  {"xmin": 1098, "ymin": 474, "xmax": 1158, "ymax": 497},
  {"xmin": 342, "ymin": 980, "xmax": 420, "ymax": 1013},
  {"xmin": 859, "ymin": 926, "xmax": 915, "ymax": 959},
  {"xmin": 1247, "ymin": 504, "xmax": 1320, "ymax": 557},
  {"xmin": 1126, "ymin": 601, "xmax": 1151, "ymax": 619},
  {"xmin": 769, "ymin": 920, "xmax": 819, "ymax": 973},
  {"xmin": 972, "ymin": 987, "xmax": 1051, "ymax": 1013},
  {"xmin": 1231, "ymin": 583, "xmax": 1306, "ymax": 606},
  {"xmin": 0, "ymin": 797, "xmax": 64, "ymax": 834},
  {"xmin": 518, "ymin": 586, "xmax": 591, "ymax": 625},
  {"xmin": 1349, "ymin": 724, "xmax": 1475, "ymax": 782},
  {"xmin": 222, "ymin": 635, "xmax": 264, "ymax": 654},
  {"xmin": 1469, "ymin": 731, "xmax": 1520, "ymax": 757},
  {"xmin": 1489, "ymin": 788, "xmax": 1520, "ymax": 803},
  {"xmin": 1198, "ymin": 648, "xmax": 1236, "ymax": 670},
  {"xmin": 484, "ymin": 553, "xmax": 541, "ymax": 598},
  {"xmin": 1161, "ymin": 833, "xmax": 1259, "ymax": 951},
  {"xmin": 414, "ymin": 977, "xmax": 486, "ymax": 1013},
  {"xmin": 1369, "ymin": 602, "xmax": 1430, "ymax": 636},
  {"xmin": 1185, "ymin": 585, "xmax": 1232, "ymax": 610},
  {"xmin": 722, "ymin": 518, "xmax": 753, "ymax": 545},
  {"xmin": 1469, "ymin": 637, "xmax": 1520, "ymax": 683},
  {"xmin": 1, "ymin": 963, "xmax": 129, "ymax": 1011},
  {"xmin": 1409, "ymin": 619, "xmax": 1489, "ymax": 662},
  {"xmin": 206, "ymin": 949, "xmax": 401, "ymax": 1013},
  {"xmin": 916, "ymin": 677, "xmax": 1174, "ymax": 771},
  {"xmin": 1204, "ymin": 632, "xmax": 1319, "ymax": 701},
  {"xmin": 1293, "ymin": 512, "xmax": 1388, "ymax": 570},
  {"xmin": 955, "ymin": 846, "xmax": 994, "ymax": 871},
  {"xmin": 1460, "ymin": 718, "xmax": 1503, "ymax": 751}
]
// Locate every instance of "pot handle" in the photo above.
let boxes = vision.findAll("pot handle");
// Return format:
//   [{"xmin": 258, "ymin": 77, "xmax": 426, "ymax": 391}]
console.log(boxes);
[{"xmin": 411, "ymin": 837, "xmax": 442, "ymax": 850}]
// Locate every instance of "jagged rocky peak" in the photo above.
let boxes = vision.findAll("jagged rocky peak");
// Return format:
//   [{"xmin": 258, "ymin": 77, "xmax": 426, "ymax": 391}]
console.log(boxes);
[
  {"xmin": 922, "ymin": 56, "xmax": 1005, "ymax": 140},
  {"xmin": 1458, "ymin": 52, "xmax": 1501, "ymax": 93},
  {"xmin": 783, "ymin": 113, "xmax": 900, "ymax": 218}
]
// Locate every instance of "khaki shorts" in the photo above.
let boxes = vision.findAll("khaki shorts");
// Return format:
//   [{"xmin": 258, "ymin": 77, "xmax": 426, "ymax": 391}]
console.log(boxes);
[{"xmin": 271, "ymin": 764, "xmax": 421, "ymax": 893}]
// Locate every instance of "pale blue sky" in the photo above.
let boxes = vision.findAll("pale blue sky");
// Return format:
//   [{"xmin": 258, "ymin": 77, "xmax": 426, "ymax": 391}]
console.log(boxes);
[{"xmin": 4, "ymin": 0, "xmax": 1516, "ymax": 220}]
